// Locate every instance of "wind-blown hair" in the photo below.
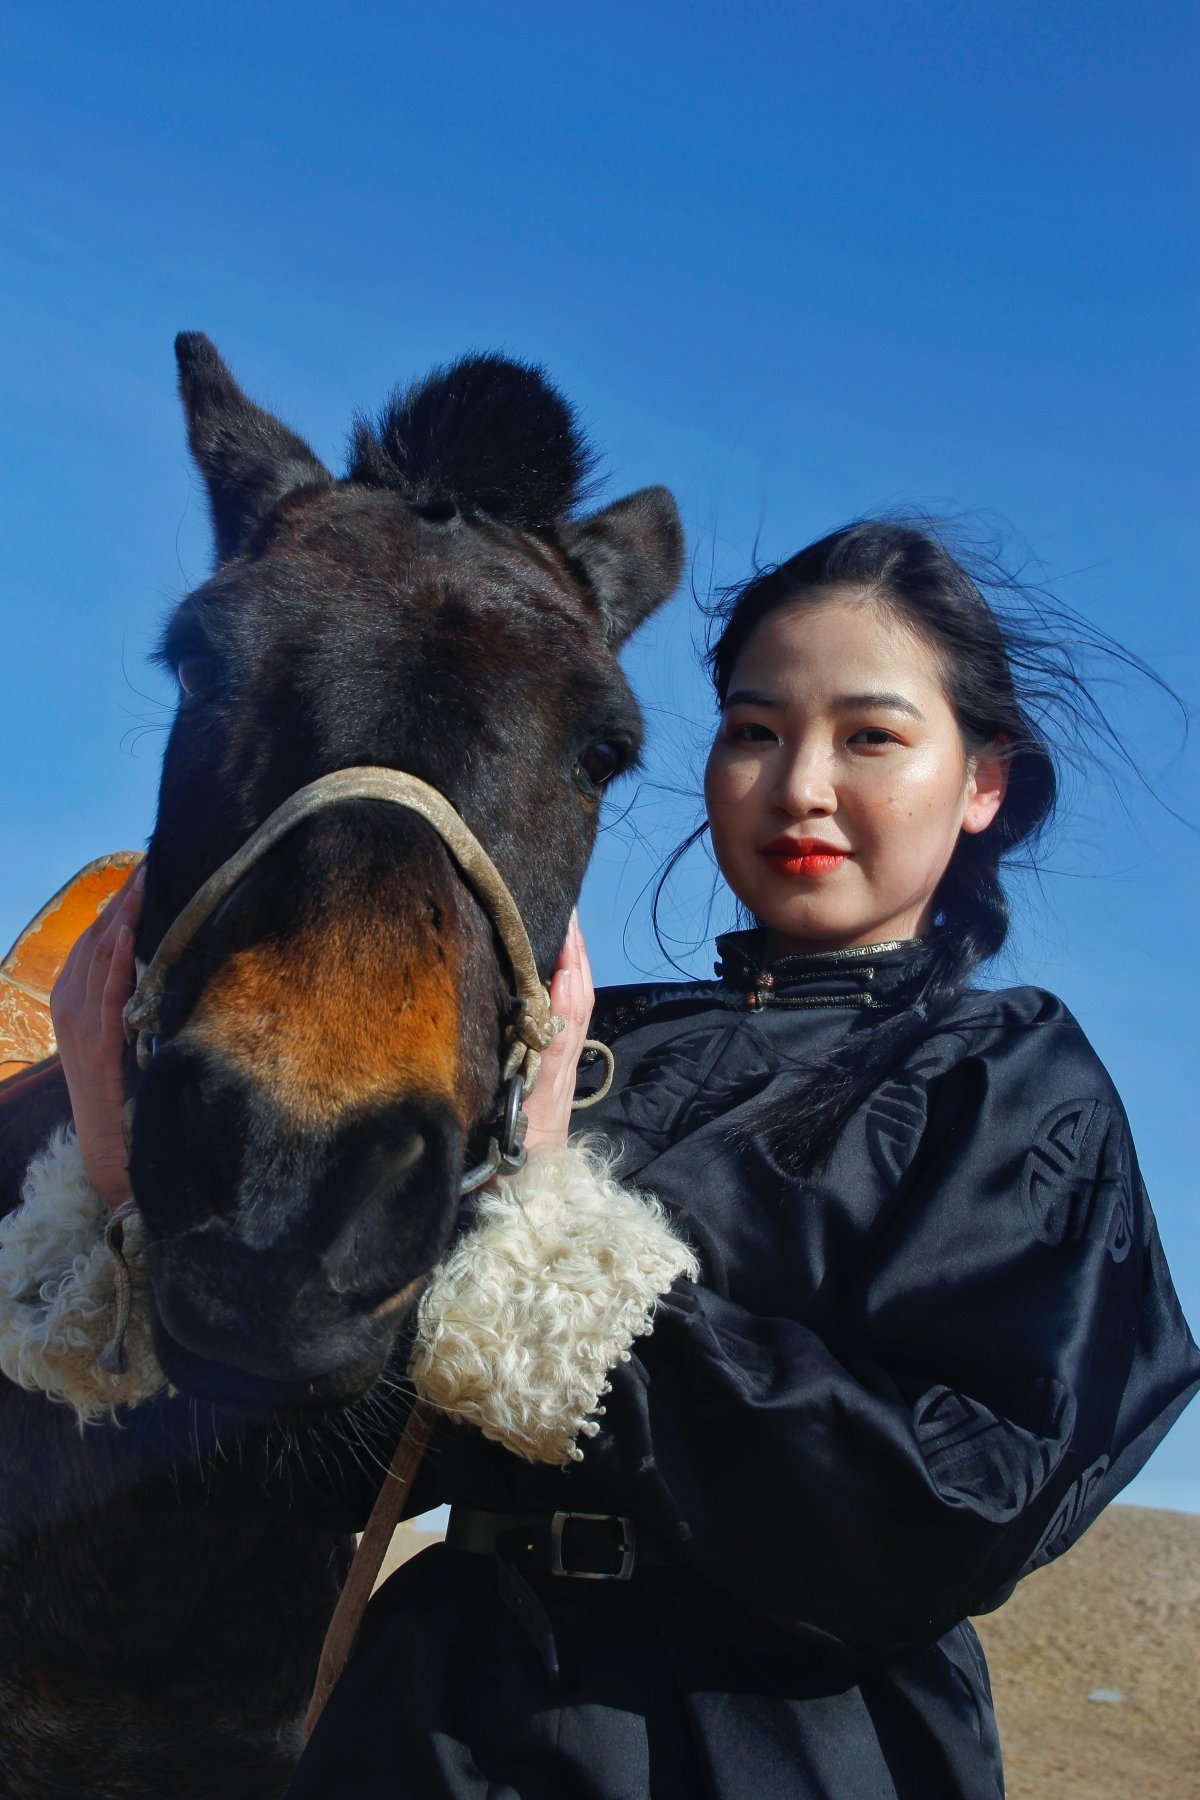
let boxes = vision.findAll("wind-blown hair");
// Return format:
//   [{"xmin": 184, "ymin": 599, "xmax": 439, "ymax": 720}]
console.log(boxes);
[{"xmin": 662, "ymin": 517, "xmax": 1172, "ymax": 1175}]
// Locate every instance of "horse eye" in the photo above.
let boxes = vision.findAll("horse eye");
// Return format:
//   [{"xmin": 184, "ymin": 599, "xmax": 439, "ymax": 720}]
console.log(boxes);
[
  {"xmin": 176, "ymin": 656, "xmax": 217, "ymax": 698},
  {"xmin": 577, "ymin": 742, "xmax": 623, "ymax": 789}
]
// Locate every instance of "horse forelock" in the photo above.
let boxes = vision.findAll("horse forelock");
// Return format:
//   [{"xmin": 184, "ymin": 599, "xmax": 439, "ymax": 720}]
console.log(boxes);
[{"xmin": 345, "ymin": 352, "xmax": 599, "ymax": 531}]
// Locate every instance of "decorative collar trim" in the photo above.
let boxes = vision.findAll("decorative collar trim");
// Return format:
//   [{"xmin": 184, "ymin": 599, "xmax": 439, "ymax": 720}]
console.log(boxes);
[{"xmin": 713, "ymin": 930, "xmax": 934, "ymax": 1011}]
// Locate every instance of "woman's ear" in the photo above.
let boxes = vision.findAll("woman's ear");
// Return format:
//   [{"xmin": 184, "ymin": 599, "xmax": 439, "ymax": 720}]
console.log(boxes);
[{"xmin": 961, "ymin": 737, "xmax": 1009, "ymax": 836}]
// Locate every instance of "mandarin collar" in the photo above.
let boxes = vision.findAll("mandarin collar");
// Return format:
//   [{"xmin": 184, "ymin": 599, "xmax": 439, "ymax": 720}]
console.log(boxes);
[{"xmin": 712, "ymin": 929, "xmax": 935, "ymax": 1012}]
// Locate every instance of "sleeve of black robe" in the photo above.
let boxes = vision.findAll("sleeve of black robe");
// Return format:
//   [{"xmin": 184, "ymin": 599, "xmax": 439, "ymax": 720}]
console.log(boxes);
[{"xmin": 588, "ymin": 1005, "xmax": 1200, "ymax": 1667}]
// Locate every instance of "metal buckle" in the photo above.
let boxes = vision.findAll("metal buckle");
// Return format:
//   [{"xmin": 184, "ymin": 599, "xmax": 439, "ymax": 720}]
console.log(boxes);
[{"xmin": 549, "ymin": 1511, "xmax": 636, "ymax": 1581}]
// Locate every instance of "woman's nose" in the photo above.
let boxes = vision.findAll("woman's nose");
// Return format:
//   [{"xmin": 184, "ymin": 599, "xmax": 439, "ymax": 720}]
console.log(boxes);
[{"xmin": 772, "ymin": 746, "xmax": 836, "ymax": 815}]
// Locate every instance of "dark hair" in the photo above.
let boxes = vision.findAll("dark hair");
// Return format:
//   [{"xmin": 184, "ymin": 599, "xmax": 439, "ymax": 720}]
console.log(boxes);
[{"xmin": 659, "ymin": 517, "xmax": 1173, "ymax": 1174}]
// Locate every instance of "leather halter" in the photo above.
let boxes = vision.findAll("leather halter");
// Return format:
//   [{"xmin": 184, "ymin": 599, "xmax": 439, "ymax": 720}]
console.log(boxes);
[{"xmin": 121, "ymin": 766, "xmax": 614, "ymax": 1162}]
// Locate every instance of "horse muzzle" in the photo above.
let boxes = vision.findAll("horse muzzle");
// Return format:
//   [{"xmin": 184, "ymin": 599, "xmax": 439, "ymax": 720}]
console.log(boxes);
[{"xmin": 129, "ymin": 1050, "xmax": 465, "ymax": 1407}]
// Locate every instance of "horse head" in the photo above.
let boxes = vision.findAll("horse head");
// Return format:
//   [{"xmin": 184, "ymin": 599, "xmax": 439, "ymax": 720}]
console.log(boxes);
[{"xmin": 127, "ymin": 334, "xmax": 682, "ymax": 1414}]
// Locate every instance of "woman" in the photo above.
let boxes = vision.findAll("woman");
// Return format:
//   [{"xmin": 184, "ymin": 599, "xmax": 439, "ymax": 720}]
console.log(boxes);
[{"xmin": 28, "ymin": 523, "xmax": 1200, "ymax": 1796}]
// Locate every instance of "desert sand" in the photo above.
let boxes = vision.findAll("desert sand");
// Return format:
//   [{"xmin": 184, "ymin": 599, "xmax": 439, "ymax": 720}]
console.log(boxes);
[
  {"xmin": 380, "ymin": 1504, "xmax": 1199, "ymax": 1799},
  {"xmin": 972, "ymin": 1506, "xmax": 1199, "ymax": 1800}
]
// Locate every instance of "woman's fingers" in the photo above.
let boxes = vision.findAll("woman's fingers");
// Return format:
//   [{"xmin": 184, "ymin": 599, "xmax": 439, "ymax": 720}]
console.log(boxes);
[
  {"xmin": 572, "ymin": 913, "xmax": 595, "ymax": 1019},
  {"xmin": 53, "ymin": 862, "xmax": 144, "ymax": 1022},
  {"xmin": 103, "ymin": 923, "xmax": 137, "ymax": 1027},
  {"xmin": 549, "ymin": 912, "xmax": 591, "ymax": 1044},
  {"xmin": 85, "ymin": 860, "xmax": 144, "ymax": 954},
  {"xmin": 50, "ymin": 861, "xmax": 144, "ymax": 1211},
  {"xmin": 82, "ymin": 924, "xmax": 117, "ymax": 1010},
  {"xmin": 525, "ymin": 912, "xmax": 595, "ymax": 1153}
]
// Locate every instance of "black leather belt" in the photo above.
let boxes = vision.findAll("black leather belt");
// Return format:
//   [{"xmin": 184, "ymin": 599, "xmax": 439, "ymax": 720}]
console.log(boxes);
[
  {"xmin": 447, "ymin": 1506, "xmax": 673, "ymax": 1580},
  {"xmin": 446, "ymin": 1507, "xmax": 674, "ymax": 1683}
]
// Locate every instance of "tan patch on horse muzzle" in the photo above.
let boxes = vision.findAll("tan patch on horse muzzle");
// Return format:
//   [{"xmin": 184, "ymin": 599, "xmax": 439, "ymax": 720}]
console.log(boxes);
[{"xmin": 182, "ymin": 923, "xmax": 462, "ymax": 1127}]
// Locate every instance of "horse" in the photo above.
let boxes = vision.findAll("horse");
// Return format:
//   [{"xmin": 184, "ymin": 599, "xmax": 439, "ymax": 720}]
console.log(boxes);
[{"xmin": 0, "ymin": 335, "xmax": 683, "ymax": 1797}]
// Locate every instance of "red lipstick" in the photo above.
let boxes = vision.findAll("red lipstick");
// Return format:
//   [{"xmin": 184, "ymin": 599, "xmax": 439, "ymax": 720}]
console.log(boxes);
[{"xmin": 760, "ymin": 837, "xmax": 850, "ymax": 877}]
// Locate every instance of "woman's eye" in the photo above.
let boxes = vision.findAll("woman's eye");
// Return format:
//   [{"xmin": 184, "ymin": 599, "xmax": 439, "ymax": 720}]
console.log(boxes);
[
  {"xmin": 176, "ymin": 655, "xmax": 217, "ymax": 698},
  {"xmin": 576, "ymin": 742, "xmax": 623, "ymax": 788},
  {"xmin": 728, "ymin": 722, "xmax": 777, "ymax": 744},
  {"xmin": 848, "ymin": 728, "xmax": 898, "ymax": 747}
]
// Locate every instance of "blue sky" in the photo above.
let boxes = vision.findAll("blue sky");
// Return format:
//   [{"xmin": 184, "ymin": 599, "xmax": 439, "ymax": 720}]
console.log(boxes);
[{"xmin": 0, "ymin": 3, "xmax": 1196, "ymax": 1506}]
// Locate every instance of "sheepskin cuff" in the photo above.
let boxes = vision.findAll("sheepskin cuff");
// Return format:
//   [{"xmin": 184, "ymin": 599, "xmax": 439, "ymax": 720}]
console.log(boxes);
[
  {"xmin": 408, "ymin": 1138, "xmax": 700, "ymax": 1466},
  {"xmin": 0, "ymin": 1127, "xmax": 166, "ymax": 1423}
]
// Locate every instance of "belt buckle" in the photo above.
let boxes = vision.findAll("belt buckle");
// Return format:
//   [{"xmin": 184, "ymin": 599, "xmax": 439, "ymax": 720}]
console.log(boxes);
[{"xmin": 550, "ymin": 1510, "xmax": 636, "ymax": 1581}]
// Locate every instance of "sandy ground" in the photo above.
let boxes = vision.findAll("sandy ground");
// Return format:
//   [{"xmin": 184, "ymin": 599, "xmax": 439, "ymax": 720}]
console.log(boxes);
[
  {"xmin": 972, "ymin": 1506, "xmax": 1200, "ymax": 1800},
  {"xmin": 379, "ymin": 1505, "xmax": 1199, "ymax": 1799}
]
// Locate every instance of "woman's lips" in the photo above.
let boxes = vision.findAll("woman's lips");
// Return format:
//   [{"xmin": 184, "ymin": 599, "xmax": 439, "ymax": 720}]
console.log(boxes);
[{"xmin": 760, "ymin": 838, "xmax": 850, "ymax": 877}]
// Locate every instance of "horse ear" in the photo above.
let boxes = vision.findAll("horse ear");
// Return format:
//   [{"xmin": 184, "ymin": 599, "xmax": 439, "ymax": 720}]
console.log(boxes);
[
  {"xmin": 175, "ymin": 333, "xmax": 332, "ymax": 564},
  {"xmin": 561, "ymin": 486, "xmax": 684, "ymax": 646}
]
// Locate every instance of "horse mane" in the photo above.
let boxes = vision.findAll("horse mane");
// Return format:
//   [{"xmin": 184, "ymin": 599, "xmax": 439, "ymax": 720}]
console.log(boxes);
[{"xmin": 347, "ymin": 354, "xmax": 598, "ymax": 530}]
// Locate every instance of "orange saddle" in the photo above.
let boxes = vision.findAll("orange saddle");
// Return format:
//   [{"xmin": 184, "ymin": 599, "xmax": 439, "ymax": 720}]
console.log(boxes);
[{"xmin": 0, "ymin": 853, "xmax": 143, "ymax": 1084}]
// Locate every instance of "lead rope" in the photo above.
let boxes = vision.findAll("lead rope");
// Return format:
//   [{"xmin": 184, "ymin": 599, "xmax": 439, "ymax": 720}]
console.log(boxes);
[
  {"xmin": 303, "ymin": 1399, "xmax": 437, "ymax": 1743},
  {"xmin": 95, "ymin": 1199, "xmax": 139, "ymax": 1375}
]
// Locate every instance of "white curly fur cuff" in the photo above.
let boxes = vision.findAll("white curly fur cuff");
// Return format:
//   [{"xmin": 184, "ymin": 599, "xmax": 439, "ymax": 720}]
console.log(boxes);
[
  {"xmin": 0, "ymin": 1127, "xmax": 166, "ymax": 1423},
  {"xmin": 408, "ymin": 1139, "xmax": 699, "ymax": 1466}
]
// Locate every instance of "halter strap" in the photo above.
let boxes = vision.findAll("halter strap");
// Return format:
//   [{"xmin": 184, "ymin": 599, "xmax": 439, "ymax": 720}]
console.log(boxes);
[{"xmin": 122, "ymin": 766, "xmax": 613, "ymax": 1105}]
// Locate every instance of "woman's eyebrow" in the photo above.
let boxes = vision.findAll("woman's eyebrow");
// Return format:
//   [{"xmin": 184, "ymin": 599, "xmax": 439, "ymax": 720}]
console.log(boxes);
[
  {"xmin": 723, "ymin": 687, "xmax": 926, "ymax": 719},
  {"xmin": 837, "ymin": 690, "xmax": 926, "ymax": 719},
  {"xmin": 723, "ymin": 687, "xmax": 784, "ymax": 709}
]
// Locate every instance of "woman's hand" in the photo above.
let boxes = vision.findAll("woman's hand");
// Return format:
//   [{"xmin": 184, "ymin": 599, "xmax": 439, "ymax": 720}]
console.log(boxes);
[
  {"xmin": 49, "ymin": 862, "xmax": 144, "ymax": 1212},
  {"xmin": 522, "ymin": 911, "xmax": 595, "ymax": 1154}
]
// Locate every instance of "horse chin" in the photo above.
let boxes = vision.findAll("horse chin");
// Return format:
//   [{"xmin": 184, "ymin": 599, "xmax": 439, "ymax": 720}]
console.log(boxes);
[{"xmin": 150, "ymin": 1315, "xmax": 392, "ymax": 1418}]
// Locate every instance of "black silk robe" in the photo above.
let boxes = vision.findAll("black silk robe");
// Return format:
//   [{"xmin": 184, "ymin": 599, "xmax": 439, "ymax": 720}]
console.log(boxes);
[{"xmin": 290, "ymin": 937, "xmax": 1200, "ymax": 1800}]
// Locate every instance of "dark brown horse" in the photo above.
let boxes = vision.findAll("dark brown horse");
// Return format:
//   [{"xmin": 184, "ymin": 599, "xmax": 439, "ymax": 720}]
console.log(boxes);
[{"xmin": 0, "ymin": 336, "xmax": 682, "ymax": 1796}]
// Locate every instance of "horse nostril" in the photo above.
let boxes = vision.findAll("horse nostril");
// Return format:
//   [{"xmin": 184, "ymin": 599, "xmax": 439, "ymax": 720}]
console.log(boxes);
[
  {"xmin": 319, "ymin": 1107, "xmax": 459, "ymax": 1300},
  {"xmin": 392, "ymin": 1132, "xmax": 426, "ymax": 1179}
]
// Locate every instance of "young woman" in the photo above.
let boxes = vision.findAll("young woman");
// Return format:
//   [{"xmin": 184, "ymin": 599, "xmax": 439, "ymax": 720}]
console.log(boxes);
[{"xmin": 26, "ymin": 522, "xmax": 1200, "ymax": 1797}]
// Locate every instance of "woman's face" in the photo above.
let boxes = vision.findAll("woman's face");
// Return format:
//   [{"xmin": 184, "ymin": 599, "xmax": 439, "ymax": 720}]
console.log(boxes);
[{"xmin": 703, "ymin": 589, "xmax": 1006, "ymax": 955}]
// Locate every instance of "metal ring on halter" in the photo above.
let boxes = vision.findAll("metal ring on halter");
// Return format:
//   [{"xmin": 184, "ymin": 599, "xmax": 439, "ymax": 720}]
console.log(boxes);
[
  {"xmin": 499, "ymin": 1069, "xmax": 526, "ymax": 1163},
  {"xmin": 458, "ymin": 1153, "xmax": 501, "ymax": 1196},
  {"xmin": 458, "ymin": 1073, "xmax": 528, "ymax": 1194}
]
